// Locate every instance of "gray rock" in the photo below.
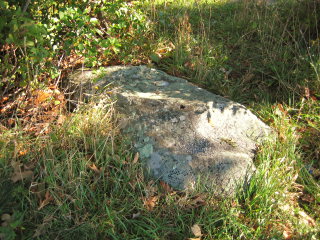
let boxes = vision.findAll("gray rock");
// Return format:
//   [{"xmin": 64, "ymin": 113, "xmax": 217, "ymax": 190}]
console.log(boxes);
[{"xmin": 68, "ymin": 65, "xmax": 271, "ymax": 196}]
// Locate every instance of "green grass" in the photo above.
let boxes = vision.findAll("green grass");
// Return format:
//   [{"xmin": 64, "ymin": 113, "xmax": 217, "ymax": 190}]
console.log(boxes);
[
  {"xmin": 1, "ymin": 0, "xmax": 320, "ymax": 239},
  {"xmin": 146, "ymin": 0, "xmax": 319, "ymax": 102},
  {"xmin": 1, "ymin": 98, "xmax": 318, "ymax": 239}
]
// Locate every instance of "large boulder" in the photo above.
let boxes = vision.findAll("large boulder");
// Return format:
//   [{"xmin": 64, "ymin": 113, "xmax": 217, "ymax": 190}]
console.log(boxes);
[{"xmin": 68, "ymin": 66, "xmax": 271, "ymax": 195}]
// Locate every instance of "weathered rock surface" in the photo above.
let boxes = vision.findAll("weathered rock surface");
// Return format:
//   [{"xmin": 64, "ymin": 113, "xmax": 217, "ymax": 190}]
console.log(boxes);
[{"xmin": 68, "ymin": 66, "xmax": 271, "ymax": 195}]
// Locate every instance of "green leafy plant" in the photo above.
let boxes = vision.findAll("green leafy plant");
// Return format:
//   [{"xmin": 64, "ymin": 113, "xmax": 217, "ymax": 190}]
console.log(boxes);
[{"xmin": 0, "ymin": 0, "xmax": 149, "ymax": 93}]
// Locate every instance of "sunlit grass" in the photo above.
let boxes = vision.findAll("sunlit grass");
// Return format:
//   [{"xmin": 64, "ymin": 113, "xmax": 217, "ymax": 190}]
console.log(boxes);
[
  {"xmin": 1, "ymin": 99, "xmax": 319, "ymax": 239},
  {"xmin": 0, "ymin": 0, "xmax": 319, "ymax": 239}
]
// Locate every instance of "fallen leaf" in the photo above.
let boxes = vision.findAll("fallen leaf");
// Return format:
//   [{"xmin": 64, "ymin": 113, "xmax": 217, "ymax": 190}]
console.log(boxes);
[
  {"xmin": 11, "ymin": 170, "xmax": 33, "ymax": 182},
  {"xmin": 300, "ymin": 193, "xmax": 315, "ymax": 203},
  {"xmin": 1, "ymin": 214, "xmax": 11, "ymax": 224},
  {"xmin": 283, "ymin": 225, "xmax": 293, "ymax": 239},
  {"xmin": 191, "ymin": 224, "xmax": 202, "ymax": 237},
  {"xmin": 10, "ymin": 160, "xmax": 35, "ymax": 182},
  {"xmin": 277, "ymin": 103, "xmax": 287, "ymax": 116},
  {"xmin": 0, "ymin": 97, "xmax": 8, "ymax": 104},
  {"xmin": 273, "ymin": 103, "xmax": 288, "ymax": 118},
  {"xmin": 1, "ymin": 213, "xmax": 11, "ymax": 227},
  {"xmin": 34, "ymin": 90, "xmax": 51, "ymax": 104},
  {"xmin": 143, "ymin": 196, "xmax": 158, "ymax": 211},
  {"xmin": 280, "ymin": 204, "xmax": 316, "ymax": 227},
  {"xmin": 133, "ymin": 152, "xmax": 139, "ymax": 164},
  {"xmin": 188, "ymin": 238, "xmax": 201, "ymax": 240},
  {"xmin": 298, "ymin": 210, "xmax": 316, "ymax": 227},
  {"xmin": 160, "ymin": 180, "xmax": 173, "ymax": 193},
  {"xmin": 38, "ymin": 190, "xmax": 53, "ymax": 210},
  {"xmin": 18, "ymin": 150, "xmax": 28, "ymax": 156},
  {"xmin": 231, "ymin": 200, "xmax": 240, "ymax": 208},
  {"xmin": 57, "ymin": 115, "xmax": 66, "ymax": 125},
  {"xmin": 145, "ymin": 180, "xmax": 157, "ymax": 197},
  {"xmin": 7, "ymin": 118, "xmax": 15, "ymax": 126},
  {"xmin": 88, "ymin": 163, "xmax": 101, "ymax": 175},
  {"xmin": 11, "ymin": 160, "xmax": 20, "ymax": 170},
  {"xmin": 189, "ymin": 196, "xmax": 206, "ymax": 208},
  {"xmin": 304, "ymin": 87, "xmax": 310, "ymax": 99},
  {"xmin": 38, "ymin": 190, "xmax": 54, "ymax": 210},
  {"xmin": 242, "ymin": 72, "xmax": 255, "ymax": 83},
  {"xmin": 184, "ymin": 61, "xmax": 195, "ymax": 70}
]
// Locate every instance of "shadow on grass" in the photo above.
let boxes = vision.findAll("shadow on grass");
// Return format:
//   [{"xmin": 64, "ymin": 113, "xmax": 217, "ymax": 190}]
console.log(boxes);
[{"xmin": 147, "ymin": 0, "xmax": 320, "ymax": 104}]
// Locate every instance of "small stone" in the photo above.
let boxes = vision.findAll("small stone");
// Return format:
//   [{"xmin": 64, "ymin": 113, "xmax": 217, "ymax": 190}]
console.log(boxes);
[
  {"xmin": 171, "ymin": 117, "xmax": 178, "ymax": 123},
  {"xmin": 179, "ymin": 115, "xmax": 186, "ymax": 121}
]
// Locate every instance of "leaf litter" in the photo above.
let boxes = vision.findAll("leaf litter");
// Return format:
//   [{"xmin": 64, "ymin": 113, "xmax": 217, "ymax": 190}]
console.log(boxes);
[
  {"xmin": 38, "ymin": 190, "xmax": 54, "ymax": 210},
  {"xmin": 0, "ymin": 85, "xmax": 66, "ymax": 136},
  {"xmin": 10, "ymin": 161, "xmax": 34, "ymax": 183}
]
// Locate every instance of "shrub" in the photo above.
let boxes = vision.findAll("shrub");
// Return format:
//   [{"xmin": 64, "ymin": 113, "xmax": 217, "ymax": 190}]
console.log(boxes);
[{"xmin": 0, "ymin": 0, "xmax": 149, "ymax": 93}]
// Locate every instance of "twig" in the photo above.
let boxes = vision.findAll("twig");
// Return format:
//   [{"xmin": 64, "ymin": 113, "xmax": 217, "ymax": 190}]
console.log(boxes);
[{"xmin": 23, "ymin": 0, "xmax": 31, "ymax": 13}]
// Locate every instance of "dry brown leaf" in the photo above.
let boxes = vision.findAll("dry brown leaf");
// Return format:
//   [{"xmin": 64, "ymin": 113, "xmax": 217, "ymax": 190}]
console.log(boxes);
[
  {"xmin": 34, "ymin": 90, "xmax": 51, "ymax": 104},
  {"xmin": 304, "ymin": 87, "xmax": 310, "ymax": 99},
  {"xmin": 88, "ymin": 163, "xmax": 101, "ymax": 175},
  {"xmin": 280, "ymin": 204, "xmax": 316, "ymax": 227},
  {"xmin": 283, "ymin": 225, "xmax": 293, "ymax": 239},
  {"xmin": 57, "ymin": 115, "xmax": 66, "ymax": 125},
  {"xmin": 300, "ymin": 193, "xmax": 315, "ymax": 203},
  {"xmin": 160, "ymin": 180, "xmax": 174, "ymax": 193},
  {"xmin": 145, "ymin": 180, "xmax": 157, "ymax": 197},
  {"xmin": 11, "ymin": 170, "xmax": 33, "ymax": 182},
  {"xmin": 188, "ymin": 238, "xmax": 201, "ymax": 240},
  {"xmin": 0, "ymin": 97, "xmax": 8, "ymax": 104},
  {"xmin": 189, "ymin": 196, "xmax": 206, "ymax": 208},
  {"xmin": 231, "ymin": 200, "xmax": 240, "ymax": 208},
  {"xmin": 7, "ymin": 118, "xmax": 15, "ymax": 126},
  {"xmin": 18, "ymin": 149, "xmax": 28, "ymax": 156},
  {"xmin": 143, "ymin": 196, "xmax": 158, "ymax": 211},
  {"xmin": 133, "ymin": 152, "xmax": 139, "ymax": 164},
  {"xmin": 191, "ymin": 224, "xmax": 202, "ymax": 237},
  {"xmin": 11, "ymin": 160, "xmax": 20, "ymax": 171},
  {"xmin": 10, "ymin": 160, "xmax": 35, "ymax": 183},
  {"xmin": 38, "ymin": 190, "xmax": 54, "ymax": 210},
  {"xmin": 298, "ymin": 210, "xmax": 316, "ymax": 227},
  {"xmin": 184, "ymin": 61, "xmax": 195, "ymax": 70},
  {"xmin": 242, "ymin": 72, "xmax": 255, "ymax": 83},
  {"xmin": 1, "ymin": 214, "xmax": 11, "ymax": 222},
  {"xmin": 277, "ymin": 103, "xmax": 287, "ymax": 116},
  {"xmin": 1, "ymin": 213, "xmax": 12, "ymax": 227}
]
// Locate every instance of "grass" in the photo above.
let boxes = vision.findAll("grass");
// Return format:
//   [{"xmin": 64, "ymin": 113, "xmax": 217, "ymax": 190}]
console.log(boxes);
[
  {"xmin": 1, "ymin": 0, "xmax": 320, "ymax": 239},
  {"xmin": 147, "ymin": 0, "xmax": 319, "ymax": 102}
]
